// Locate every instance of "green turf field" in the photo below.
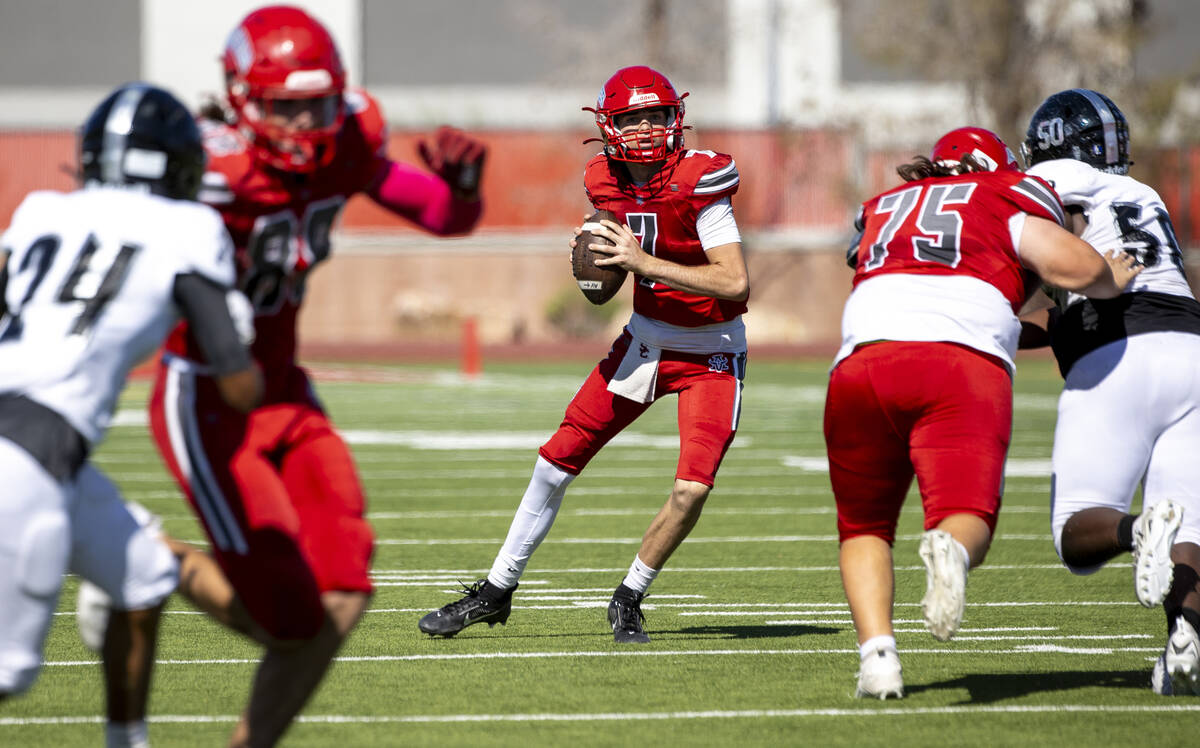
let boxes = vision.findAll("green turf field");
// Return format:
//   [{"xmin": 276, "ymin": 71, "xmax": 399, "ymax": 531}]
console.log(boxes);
[{"xmin": 1, "ymin": 356, "xmax": 1195, "ymax": 746}]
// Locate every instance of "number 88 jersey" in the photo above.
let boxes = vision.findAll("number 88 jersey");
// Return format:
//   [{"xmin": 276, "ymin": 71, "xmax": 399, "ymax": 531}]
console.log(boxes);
[{"xmin": 165, "ymin": 89, "xmax": 388, "ymax": 392}]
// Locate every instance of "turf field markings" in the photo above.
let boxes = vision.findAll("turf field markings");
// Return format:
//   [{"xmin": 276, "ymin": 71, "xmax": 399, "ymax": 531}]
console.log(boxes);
[
  {"xmin": 40, "ymin": 646, "xmax": 1172, "ymax": 669},
  {"xmin": 781, "ymin": 456, "xmax": 1055, "ymax": 477},
  {"xmin": 6, "ymin": 703, "xmax": 1199, "ymax": 728},
  {"xmin": 371, "ymin": 534, "xmax": 1061, "ymax": 545},
  {"xmin": 369, "ymin": 565, "xmax": 1131, "ymax": 575}
]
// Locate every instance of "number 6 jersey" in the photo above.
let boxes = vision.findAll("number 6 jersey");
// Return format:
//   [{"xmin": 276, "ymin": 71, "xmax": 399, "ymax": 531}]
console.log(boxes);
[
  {"xmin": 839, "ymin": 170, "xmax": 1065, "ymax": 372},
  {"xmin": 0, "ymin": 186, "xmax": 235, "ymax": 444}
]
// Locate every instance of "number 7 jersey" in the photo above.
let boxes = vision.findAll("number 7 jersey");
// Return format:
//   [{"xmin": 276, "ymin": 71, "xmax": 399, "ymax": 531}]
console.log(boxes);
[{"xmin": 840, "ymin": 170, "xmax": 1065, "ymax": 371}]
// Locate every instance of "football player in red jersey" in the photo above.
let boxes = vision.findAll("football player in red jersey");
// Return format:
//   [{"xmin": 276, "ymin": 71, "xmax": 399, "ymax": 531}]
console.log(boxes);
[
  {"xmin": 142, "ymin": 6, "xmax": 485, "ymax": 746},
  {"xmin": 829, "ymin": 127, "xmax": 1143, "ymax": 699},
  {"xmin": 419, "ymin": 65, "xmax": 749, "ymax": 644}
]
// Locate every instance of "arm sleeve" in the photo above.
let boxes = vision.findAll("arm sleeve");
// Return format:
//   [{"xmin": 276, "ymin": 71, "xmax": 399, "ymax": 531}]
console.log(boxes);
[
  {"xmin": 172, "ymin": 273, "xmax": 252, "ymax": 376},
  {"xmin": 366, "ymin": 159, "xmax": 483, "ymax": 236},
  {"xmin": 696, "ymin": 197, "xmax": 741, "ymax": 250}
]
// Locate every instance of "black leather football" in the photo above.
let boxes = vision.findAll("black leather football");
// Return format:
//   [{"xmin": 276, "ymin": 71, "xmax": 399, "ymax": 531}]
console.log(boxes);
[{"xmin": 571, "ymin": 209, "xmax": 627, "ymax": 305}]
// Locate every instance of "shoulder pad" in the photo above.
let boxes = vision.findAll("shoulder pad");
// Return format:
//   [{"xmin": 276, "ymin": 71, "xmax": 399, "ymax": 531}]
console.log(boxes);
[
  {"xmin": 1006, "ymin": 173, "xmax": 1066, "ymax": 226},
  {"xmin": 344, "ymin": 87, "xmax": 388, "ymax": 157},
  {"xmin": 676, "ymin": 150, "xmax": 739, "ymax": 200}
]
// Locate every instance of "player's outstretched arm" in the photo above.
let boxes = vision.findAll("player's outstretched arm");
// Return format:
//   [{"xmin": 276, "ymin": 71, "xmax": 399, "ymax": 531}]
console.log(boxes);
[
  {"xmin": 366, "ymin": 158, "xmax": 483, "ymax": 236},
  {"xmin": 1018, "ymin": 215, "xmax": 1142, "ymax": 299}
]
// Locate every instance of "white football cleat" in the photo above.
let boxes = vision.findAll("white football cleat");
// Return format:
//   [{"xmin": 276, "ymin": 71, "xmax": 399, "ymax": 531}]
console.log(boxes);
[
  {"xmin": 76, "ymin": 579, "xmax": 112, "ymax": 652},
  {"xmin": 919, "ymin": 529, "xmax": 968, "ymax": 642},
  {"xmin": 1131, "ymin": 500, "xmax": 1183, "ymax": 608},
  {"xmin": 855, "ymin": 645, "xmax": 904, "ymax": 700},
  {"xmin": 1152, "ymin": 616, "xmax": 1200, "ymax": 696}
]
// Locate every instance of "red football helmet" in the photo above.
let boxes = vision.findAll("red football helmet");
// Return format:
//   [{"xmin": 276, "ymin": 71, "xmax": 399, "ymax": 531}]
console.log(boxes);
[
  {"xmin": 222, "ymin": 5, "xmax": 346, "ymax": 172},
  {"xmin": 584, "ymin": 66, "xmax": 688, "ymax": 163},
  {"xmin": 930, "ymin": 127, "xmax": 1020, "ymax": 173}
]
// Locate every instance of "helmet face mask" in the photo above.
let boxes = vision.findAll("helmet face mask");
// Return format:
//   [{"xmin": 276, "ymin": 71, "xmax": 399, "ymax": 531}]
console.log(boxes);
[
  {"xmin": 1022, "ymin": 89, "xmax": 1131, "ymax": 174},
  {"xmin": 79, "ymin": 83, "xmax": 206, "ymax": 201},
  {"xmin": 585, "ymin": 66, "xmax": 687, "ymax": 163},
  {"xmin": 222, "ymin": 5, "xmax": 346, "ymax": 173}
]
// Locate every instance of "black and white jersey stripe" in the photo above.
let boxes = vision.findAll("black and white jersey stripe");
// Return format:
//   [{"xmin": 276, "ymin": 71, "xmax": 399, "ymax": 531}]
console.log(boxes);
[
  {"xmin": 695, "ymin": 160, "xmax": 739, "ymax": 195},
  {"xmin": 1011, "ymin": 177, "xmax": 1065, "ymax": 226}
]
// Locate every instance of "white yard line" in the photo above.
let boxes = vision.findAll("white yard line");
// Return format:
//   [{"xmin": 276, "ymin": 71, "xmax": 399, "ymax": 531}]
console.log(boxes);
[
  {"xmin": 38, "ymin": 646, "xmax": 1172, "ymax": 669},
  {"xmin": 5, "ymin": 703, "xmax": 1200, "ymax": 728}
]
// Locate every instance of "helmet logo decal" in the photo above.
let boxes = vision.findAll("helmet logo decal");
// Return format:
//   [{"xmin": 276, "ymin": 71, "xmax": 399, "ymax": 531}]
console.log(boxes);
[
  {"xmin": 122, "ymin": 148, "xmax": 167, "ymax": 179},
  {"xmin": 227, "ymin": 27, "xmax": 254, "ymax": 75},
  {"xmin": 1033, "ymin": 118, "xmax": 1065, "ymax": 150},
  {"xmin": 627, "ymin": 92, "xmax": 661, "ymax": 106},
  {"xmin": 284, "ymin": 69, "xmax": 334, "ymax": 92}
]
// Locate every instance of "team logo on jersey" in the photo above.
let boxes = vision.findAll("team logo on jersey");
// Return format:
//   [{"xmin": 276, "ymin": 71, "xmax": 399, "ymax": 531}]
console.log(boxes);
[
  {"xmin": 639, "ymin": 343, "xmax": 650, "ymax": 359},
  {"xmin": 708, "ymin": 354, "xmax": 730, "ymax": 373}
]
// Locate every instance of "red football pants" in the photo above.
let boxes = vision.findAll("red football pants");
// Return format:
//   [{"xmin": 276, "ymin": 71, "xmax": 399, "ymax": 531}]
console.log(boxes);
[
  {"xmin": 823, "ymin": 341, "xmax": 1012, "ymax": 544},
  {"xmin": 149, "ymin": 362, "xmax": 374, "ymax": 640},
  {"xmin": 540, "ymin": 331, "xmax": 746, "ymax": 486}
]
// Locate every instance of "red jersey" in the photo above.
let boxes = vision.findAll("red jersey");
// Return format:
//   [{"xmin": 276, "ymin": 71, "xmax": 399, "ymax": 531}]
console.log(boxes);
[
  {"xmin": 584, "ymin": 149, "xmax": 744, "ymax": 328},
  {"xmin": 850, "ymin": 170, "xmax": 1065, "ymax": 312},
  {"xmin": 163, "ymin": 89, "xmax": 388, "ymax": 400}
]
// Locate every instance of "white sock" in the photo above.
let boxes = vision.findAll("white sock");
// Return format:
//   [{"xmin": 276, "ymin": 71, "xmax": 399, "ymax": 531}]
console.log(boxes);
[
  {"xmin": 955, "ymin": 540, "xmax": 971, "ymax": 571},
  {"xmin": 106, "ymin": 720, "xmax": 149, "ymax": 748},
  {"xmin": 620, "ymin": 555, "xmax": 660, "ymax": 595},
  {"xmin": 859, "ymin": 635, "xmax": 897, "ymax": 659},
  {"xmin": 487, "ymin": 456, "xmax": 575, "ymax": 589}
]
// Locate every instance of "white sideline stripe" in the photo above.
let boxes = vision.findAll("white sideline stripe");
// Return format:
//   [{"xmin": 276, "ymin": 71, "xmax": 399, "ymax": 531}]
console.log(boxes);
[
  {"xmin": 781, "ymin": 455, "xmax": 1055, "ymax": 478},
  {"xmin": 5, "ymin": 704, "xmax": 1200, "ymax": 727},
  {"xmin": 369, "ymin": 565, "xmax": 1130, "ymax": 575},
  {"xmin": 373, "ymin": 534, "xmax": 1057, "ymax": 545},
  {"xmin": 42, "ymin": 646, "xmax": 1168, "ymax": 669}
]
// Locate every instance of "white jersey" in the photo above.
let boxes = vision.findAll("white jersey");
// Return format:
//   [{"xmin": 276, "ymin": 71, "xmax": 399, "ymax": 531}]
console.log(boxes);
[
  {"xmin": 0, "ymin": 186, "xmax": 234, "ymax": 444},
  {"xmin": 1026, "ymin": 158, "xmax": 1193, "ymax": 306}
]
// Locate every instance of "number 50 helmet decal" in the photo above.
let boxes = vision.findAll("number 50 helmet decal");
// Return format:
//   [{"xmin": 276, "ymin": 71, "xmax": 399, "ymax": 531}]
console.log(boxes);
[{"xmin": 1022, "ymin": 89, "xmax": 1131, "ymax": 175}]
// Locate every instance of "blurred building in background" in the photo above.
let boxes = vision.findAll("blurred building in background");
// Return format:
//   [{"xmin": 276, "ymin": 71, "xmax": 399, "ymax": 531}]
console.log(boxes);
[{"xmin": 2, "ymin": 0, "xmax": 1198, "ymax": 352}]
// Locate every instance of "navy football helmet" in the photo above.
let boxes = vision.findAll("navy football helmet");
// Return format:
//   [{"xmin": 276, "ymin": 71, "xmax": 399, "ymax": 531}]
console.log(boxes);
[
  {"xmin": 1022, "ymin": 88, "xmax": 1131, "ymax": 174},
  {"xmin": 80, "ymin": 83, "xmax": 206, "ymax": 200}
]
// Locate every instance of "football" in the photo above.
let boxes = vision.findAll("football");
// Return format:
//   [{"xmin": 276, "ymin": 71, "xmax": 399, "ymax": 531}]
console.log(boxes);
[{"xmin": 571, "ymin": 209, "xmax": 627, "ymax": 305}]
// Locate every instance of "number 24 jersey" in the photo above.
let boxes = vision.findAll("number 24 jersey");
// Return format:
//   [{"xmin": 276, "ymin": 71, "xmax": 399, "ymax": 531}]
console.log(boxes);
[{"xmin": 0, "ymin": 186, "xmax": 234, "ymax": 444}]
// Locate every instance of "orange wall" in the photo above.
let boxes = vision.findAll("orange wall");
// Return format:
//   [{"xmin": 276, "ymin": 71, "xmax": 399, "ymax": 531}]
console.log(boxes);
[{"xmin": 3, "ymin": 129, "xmax": 1196, "ymax": 243}]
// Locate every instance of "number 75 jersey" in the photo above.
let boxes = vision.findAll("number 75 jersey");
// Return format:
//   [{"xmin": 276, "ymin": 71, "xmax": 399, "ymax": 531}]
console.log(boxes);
[
  {"xmin": 0, "ymin": 186, "xmax": 235, "ymax": 444},
  {"xmin": 850, "ymin": 170, "xmax": 1064, "ymax": 311}
]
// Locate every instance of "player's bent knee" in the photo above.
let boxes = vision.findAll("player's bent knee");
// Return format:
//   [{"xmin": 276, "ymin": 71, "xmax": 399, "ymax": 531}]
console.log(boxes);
[{"xmin": 0, "ymin": 657, "xmax": 42, "ymax": 696}]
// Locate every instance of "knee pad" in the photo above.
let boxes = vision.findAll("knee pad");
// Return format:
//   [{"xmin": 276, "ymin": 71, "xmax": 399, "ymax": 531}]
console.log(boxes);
[
  {"xmin": 0, "ymin": 658, "xmax": 41, "ymax": 696},
  {"xmin": 16, "ymin": 511, "xmax": 70, "ymax": 598}
]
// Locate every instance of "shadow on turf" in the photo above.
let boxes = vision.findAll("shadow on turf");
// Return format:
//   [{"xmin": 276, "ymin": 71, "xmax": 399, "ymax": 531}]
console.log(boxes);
[{"xmin": 907, "ymin": 669, "xmax": 1149, "ymax": 703}]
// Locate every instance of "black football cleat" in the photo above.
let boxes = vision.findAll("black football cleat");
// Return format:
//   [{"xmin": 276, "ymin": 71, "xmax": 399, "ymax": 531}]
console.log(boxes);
[
  {"xmin": 418, "ymin": 580, "xmax": 516, "ymax": 638},
  {"xmin": 607, "ymin": 585, "xmax": 651, "ymax": 644}
]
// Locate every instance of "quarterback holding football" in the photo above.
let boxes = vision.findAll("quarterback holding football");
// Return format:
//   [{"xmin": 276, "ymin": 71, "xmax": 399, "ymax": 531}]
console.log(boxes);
[{"xmin": 420, "ymin": 65, "xmax": 750, "ymax": 644}]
